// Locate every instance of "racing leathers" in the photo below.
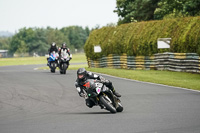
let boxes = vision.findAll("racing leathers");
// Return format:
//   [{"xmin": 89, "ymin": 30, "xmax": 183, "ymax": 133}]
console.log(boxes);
[
  {"xmin": 75, "ymin": 70, "xmax": 121, "ymax": 108},
  {"xmin": 58, "ymin": 47, "xmax": 72, "ymax": 68}
]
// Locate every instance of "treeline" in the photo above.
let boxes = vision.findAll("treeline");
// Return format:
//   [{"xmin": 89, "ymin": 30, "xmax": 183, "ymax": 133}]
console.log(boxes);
[
  {"xmin": 0, "ymin": 26, "xmax": 90, "ymax": 56},
  {"xmin": 84, "ymin": 16, "xmax": 200, "ymax": 60},
  {"xmin": 115, "ymin": 0, "xmax": 200, "ymax": 25}
]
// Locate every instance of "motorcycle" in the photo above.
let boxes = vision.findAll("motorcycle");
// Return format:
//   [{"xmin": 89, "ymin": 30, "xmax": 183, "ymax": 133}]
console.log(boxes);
[
  {"xmin": 59, "ymin": 51, "xmax": 71, "ymax": 74},
  {"xmin": 82, "ymin": 79, "xmax": 123, "ymax": 113},
  {"xmin": 48, "ymin": 51, "xmax": 59, "ymax": 73}
]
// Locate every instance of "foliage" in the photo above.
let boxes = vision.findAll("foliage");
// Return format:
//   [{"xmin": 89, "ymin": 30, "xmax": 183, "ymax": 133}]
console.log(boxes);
[
  {"xmin": 60, "ymin": 26, "xmax": 89, "ymax": 49},
  {"xmin": 114, "ymin": 0, "xmax": 200, "ymax": 24},
  {"xmin": 154, "ymin": 0, "xmax": 200, "ymax": 20},
  {"xmin": 84, "ymin": 16, "xmax": 200, "ymax": 60},
  {"xmin": 8, "ymin": 26, "xmax": 90, "ymax": 56},
  {"xmin": 0, "ymin": 37, "xmax": 11, "ymax": 50},
  {"xmin": 114, "ymin": 0, "xmax": 161, "ymax": 24}
]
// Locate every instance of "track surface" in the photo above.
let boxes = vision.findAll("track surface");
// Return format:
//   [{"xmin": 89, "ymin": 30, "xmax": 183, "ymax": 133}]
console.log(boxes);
[{"xmin": 0, "ymin": 65, "xmax": 200, "ymax": 133}]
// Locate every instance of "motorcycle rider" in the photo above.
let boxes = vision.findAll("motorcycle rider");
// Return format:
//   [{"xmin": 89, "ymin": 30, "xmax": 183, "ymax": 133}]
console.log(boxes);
[
  {"xmin": 47, "ymin": 42, "xmax": 58, "ymax": 66},
  {"xmin": 59, "ymin": 42, "xmax": 72, "ymax": 58},
  {"xmin": 75, "ymin": 68, "xmax": 121, "ymax": 108},
  {"xmin": 58, "ymin": 42, "xmax": 72, "ymax": 67}
]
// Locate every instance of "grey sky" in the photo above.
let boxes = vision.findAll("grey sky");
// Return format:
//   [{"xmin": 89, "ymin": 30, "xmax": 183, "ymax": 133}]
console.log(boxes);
[{"xmin": 0, "ymin": 0, "xmax": 118, "ymax": 33}]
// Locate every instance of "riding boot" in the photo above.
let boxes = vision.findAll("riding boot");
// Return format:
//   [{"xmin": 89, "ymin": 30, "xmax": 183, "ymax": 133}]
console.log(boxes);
[
  {"xmin": 113, "ymin": 90, "xmax": 121, "ymax": 97},
  {"xmin": 104, "ymin": 80, "xmax": 121, "ymax": 97},
  {"xmin": 111, "ymin": 87, "xmax": 121, "ymax": 97}
]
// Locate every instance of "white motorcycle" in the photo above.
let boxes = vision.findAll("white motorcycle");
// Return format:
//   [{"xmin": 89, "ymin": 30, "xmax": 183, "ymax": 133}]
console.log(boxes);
[{"xmin": 59, "ymin": 50, "xmax": 72, "ymax": 74}]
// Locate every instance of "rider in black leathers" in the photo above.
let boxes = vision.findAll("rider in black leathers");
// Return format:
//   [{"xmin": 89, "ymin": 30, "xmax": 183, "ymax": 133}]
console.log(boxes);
[
  {"xmin": 48, "ymin": 42, "xmax": 58, "ymax": 54},
  {"xmin": 75, "ymin": 68, "xmax": 121, "ymax": 108},
  {"xmin": 47, "ymin": 42, "xmax": 58, "ymax": 66}
]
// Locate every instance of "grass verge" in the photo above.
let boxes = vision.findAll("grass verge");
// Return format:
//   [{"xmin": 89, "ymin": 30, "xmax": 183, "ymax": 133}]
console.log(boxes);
[
  {"xmin": 86, "ymin": 68, "xmax": 200, "ymax": 91},
  {"xmin": 0, "ymin": 53, "xmax": 87, "ymax": 66}
]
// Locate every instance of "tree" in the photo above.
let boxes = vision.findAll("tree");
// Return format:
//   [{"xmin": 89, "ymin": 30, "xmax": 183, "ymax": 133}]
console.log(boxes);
[
  {"xmin": 114, "ymin": 0, "xmax": 160, "ymax": 24},
  {"xmin": 8, "ymin": 26, "xmax": 90, "ymax": 56},
  {"xmin": 0, "ymin": 37, "xmax": 11, "ymax": 50},
  {"xmin": 114, "ymin": 0, "xmax": 200, "ymax": 24},
  {"xmin": 46, "ymin": 27, "xmax": 70, "ymax": 48},
  {"xmin": 15, "ymin": 41, "xmax": 28, "ymax": 56},
  {"xmin": 154, "ymin": 0, "xmax": 187, "ymax": 19},
  {"xmin": 154, "ymin": 0, "xmax": 200, "ymax": 19},
  {"xmin": 60, "ymin": 26, "xmax": 90, "ymax": 50},
  {"xmin": 183, "ymin": 0, "xmax": 200, "ymax": 16}
]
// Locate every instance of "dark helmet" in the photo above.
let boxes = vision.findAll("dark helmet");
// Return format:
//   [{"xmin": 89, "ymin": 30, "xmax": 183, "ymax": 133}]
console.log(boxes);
[
  {"xmin": 62, "ymin": 43, "xmax": 66, "ymax": 48},
  {"xmin": 77, "ymin": 68, "xmax": 87, "ymax": 81}
]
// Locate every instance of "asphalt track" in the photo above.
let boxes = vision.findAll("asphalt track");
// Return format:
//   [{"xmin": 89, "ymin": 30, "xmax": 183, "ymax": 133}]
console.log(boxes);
[{"xmin": 0, "ymin": 65, "xmax": 200, "ymax": 133}]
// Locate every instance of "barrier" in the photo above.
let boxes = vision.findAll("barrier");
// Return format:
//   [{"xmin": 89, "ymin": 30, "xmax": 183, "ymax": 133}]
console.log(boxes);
[
  {"xmin": 155, "ymin": 52, "xmax": 200, "ymax": 73},
  {"xmin": 87, "ymin": 53, "xmax": 200, "ymax": 73}
]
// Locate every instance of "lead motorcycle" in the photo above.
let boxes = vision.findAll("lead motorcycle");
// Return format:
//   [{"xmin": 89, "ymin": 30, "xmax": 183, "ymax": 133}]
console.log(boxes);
[
  {"xmin": 59, "ymin": 51, "xmax": 71, "ymax": 74},
  {"xmin": 82, "ymin": 79, "xmax": 123, "ymax": 113},
  {"xmin": 48, "ymin": 51, "xmax": 59, "ymax": 73}
]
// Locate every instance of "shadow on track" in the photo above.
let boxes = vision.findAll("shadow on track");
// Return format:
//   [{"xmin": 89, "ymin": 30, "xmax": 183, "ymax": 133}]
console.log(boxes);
[{"xmin": 60, "ymin": 111, "xmax": 112, "ymax": 115}]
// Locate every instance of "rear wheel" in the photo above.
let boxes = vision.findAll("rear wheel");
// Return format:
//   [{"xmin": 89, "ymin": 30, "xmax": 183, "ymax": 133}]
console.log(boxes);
[{"xmin": 99, "ymin": 95, "xmax": 116, "ymax": 113}]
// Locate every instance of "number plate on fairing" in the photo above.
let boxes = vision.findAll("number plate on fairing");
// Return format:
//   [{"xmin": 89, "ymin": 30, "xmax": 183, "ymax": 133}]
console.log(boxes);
[{"xmin": 95, "ymin": 83, "xmax": 103, "ymax": 94}]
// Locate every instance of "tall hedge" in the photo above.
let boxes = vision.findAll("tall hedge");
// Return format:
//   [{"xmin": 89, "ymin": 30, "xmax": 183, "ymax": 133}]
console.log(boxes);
[{"xmin": 84, "ymin": 16, "xmax": 200, "ymax": 60}]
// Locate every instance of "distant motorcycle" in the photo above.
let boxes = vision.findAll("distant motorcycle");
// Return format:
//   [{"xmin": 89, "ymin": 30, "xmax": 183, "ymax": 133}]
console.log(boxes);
[
  {"xmin": 59, "ymin": 51, "xmax": 71, "ymax": 74},
  {"xmin": 82, "ymin": 79, "xmax": 123, "ymax": 113},
  {"xmin": 48, "ymin": 51, "xmax": 59, "ymax": 73}
]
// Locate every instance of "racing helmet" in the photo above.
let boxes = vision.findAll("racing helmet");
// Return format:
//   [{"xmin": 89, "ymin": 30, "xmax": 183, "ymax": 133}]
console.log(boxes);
[
  {"xmin": 77, "ymin": 68, "xmax": 87, "ymax": 81},
  {"xmin": 62, "ymin": 43, "xmax": 66, "ymax": 48}
]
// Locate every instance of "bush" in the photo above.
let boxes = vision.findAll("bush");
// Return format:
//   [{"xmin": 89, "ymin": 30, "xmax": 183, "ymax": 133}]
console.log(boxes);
[{"xmin": 84, "ymin": 16, "xmax": 200, "ymax": 60}]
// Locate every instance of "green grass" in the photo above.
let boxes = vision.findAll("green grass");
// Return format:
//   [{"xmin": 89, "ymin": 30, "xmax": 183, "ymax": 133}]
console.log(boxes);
[
  {"xmin": 70, "ymin": 53, "xmax": 87, "ymax": 63},
  {"xmin": 0, "ymin": 56, "xmax": 46, "ymax": 66},
  {"xmin": 0, "ymin": 53, "xmax": 87, "ymax": 66},
  {"xmin": 86, "ymin": 68, "xmax": 200, "ymax": 91}
]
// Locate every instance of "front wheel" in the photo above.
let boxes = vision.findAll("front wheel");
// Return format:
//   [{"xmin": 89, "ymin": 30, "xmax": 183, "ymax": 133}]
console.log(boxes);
[
  {"xmin": 63, "ymin": 63, "xmax": 68, "ymax": 74},
  {"xmin": 99, "ymin": 95, "xmax": 116, "ymax": 113},
  {"xmin": 50, "ymin": 62, "xmax": 56, "ymax": 73},
  {"xmin": 116, "ymin": 102, "xmax": 123, "ymax": 112}
]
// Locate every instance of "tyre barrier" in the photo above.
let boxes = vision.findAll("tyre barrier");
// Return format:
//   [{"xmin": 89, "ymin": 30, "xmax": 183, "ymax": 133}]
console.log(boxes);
[
  {"xmin": 154, "ymin": 52, "xmax": 200, "ymax": 73},
  {"xmin": 87, "ymin": 52, "xmax": 200, "ymax": 73}
]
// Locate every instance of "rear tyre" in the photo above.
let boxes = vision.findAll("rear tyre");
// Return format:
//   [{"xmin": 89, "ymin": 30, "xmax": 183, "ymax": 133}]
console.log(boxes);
[{"xmin": 99, "ymin": 95, "xmax": 116, "ymax": 113}]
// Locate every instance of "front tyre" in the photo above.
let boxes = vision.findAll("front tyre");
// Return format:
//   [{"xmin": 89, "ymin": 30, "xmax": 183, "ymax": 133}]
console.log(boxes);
[
  {"xmin": 99, "ymin": 95, "xmax": 116, "ymax": 113},
  {"xmin": 59, "ymin": 63, "xmax": 64, "ymax": 74},
  {"xmin": 50, "ymin": 62, "xmax": 56, "ymax": 73},
  {"xmin": 63, "ymin": 63, "xmax": 67, "ymax": 74},
  {"xmin": 116, "ymin": 102, "xmax": 123, "ymax": 112}
]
